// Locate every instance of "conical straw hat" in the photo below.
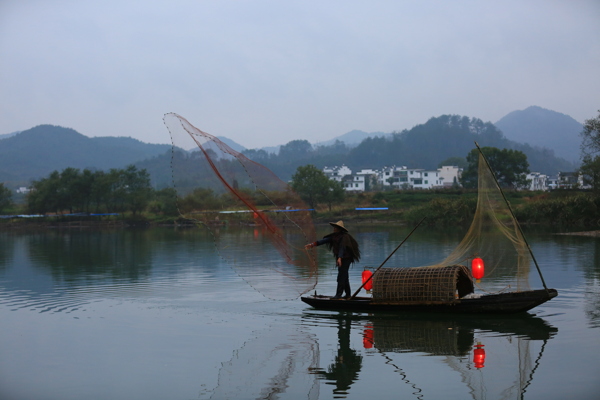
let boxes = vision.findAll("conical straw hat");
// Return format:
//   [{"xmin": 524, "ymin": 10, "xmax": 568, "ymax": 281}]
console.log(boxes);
[{"xmin": 329, "ymin": 220, "xmax": 348, "ymax": 232}]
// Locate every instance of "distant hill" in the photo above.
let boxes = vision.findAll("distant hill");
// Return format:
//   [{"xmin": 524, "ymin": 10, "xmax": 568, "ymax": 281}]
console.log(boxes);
[
  {"xmin": 260, "ymin": 145, "xmax": 281, "ymax": 154},
  {"xmin": 217, "ymin": 136, "xmax": 246, "ymax": 153},
  {"xmin": 0, "ymin": 125, "xmax": 171, "ymax": 187},
  {"xmin": 494, "ymin": 106, "xmax": 583, "ymax": 163},
  {"xmin": 345, "ymin": 115, "xmax": 576, "ymax": 176},
  {"xmin": 253, "ymin": 130, "xmax": 387, "ymax": 154},
  {"xmin": 0, "ymin": 131, "xmax": 21, "ymax": 140},
  {"xmin": 314, "ymin": 129, "xmax": 387, "ymax": 148},
  {"xmin": 235, "ymin": 115, "xmax": 577, "ymax": 181}
]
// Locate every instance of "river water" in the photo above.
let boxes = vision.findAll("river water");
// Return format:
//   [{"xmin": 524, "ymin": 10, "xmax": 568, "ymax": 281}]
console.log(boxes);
[{"xmin": 0, "ymin": 225, "xmax": 598, "ymax": 400}]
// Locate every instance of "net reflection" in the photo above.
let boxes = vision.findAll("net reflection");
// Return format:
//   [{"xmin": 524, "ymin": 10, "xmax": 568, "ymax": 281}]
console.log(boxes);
[{"xmin": 200, "ymin": 325, "xmax": 320, "ymax": 400}]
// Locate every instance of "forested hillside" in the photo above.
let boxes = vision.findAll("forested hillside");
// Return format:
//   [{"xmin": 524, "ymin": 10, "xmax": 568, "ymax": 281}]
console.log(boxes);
[
  {"xmin": 0, "ymin": 125, "xmax": 171, "ymax": 187},
  {"xmin": 235, "ymin": 115, "xmax": 576, "ymax": 182},
  {"xmin": 1, "ymin": 115, "xmax": 579, "ymax": 190},
  {"xmin": 347, "ymin": 115, "xmax": 575, "ymax": 174}
]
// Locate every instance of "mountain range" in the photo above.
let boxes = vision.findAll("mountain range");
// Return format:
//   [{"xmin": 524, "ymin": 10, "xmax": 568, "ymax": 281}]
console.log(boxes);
[
  {"xmin": 0, "ymin": 125, "xmax": 171, "ymax": 187},
  {"xmin": 0, "ymin": 106, "xmax": 583, "ymax": 189},
  {"xmin": 219, "ymin": 106, "xmax": 584, "ymax": 163}
]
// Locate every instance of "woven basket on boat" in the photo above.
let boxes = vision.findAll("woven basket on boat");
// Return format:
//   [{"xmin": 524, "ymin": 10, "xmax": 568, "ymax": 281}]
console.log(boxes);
[{"xmin": 371, "ymin": 265, "xmax": 473, "ymax": 304}]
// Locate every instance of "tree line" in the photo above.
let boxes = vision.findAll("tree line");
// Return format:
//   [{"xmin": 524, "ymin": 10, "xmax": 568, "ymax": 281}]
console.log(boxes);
[
  {"xmin": 580, "ymin": 109, "xmax": 600, "ymax": 193},
  {"xmin": 3, "ymin": 165, "xmax": 178, "ymax": 216}
]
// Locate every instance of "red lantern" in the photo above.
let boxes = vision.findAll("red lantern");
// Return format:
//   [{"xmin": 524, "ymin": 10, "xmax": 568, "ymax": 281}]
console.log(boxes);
[
  {"xmin": 472, "ymin": 257, "xmax": 485, "ymax": 280},
  {"xmin": 473, "ymin": 343, "xmax": 486, "ymax": 368},
  {"xmin": 362, "ymin": 270, "xmax": 373, "ymax": 291}
]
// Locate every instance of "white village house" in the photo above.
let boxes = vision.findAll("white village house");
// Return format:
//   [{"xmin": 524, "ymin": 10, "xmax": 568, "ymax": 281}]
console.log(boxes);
[
  {"xmin": 323, "ymin": 165, "xmax": 585, "ymax": 192},
  {"xmin": 15, "ymin": 187, "xmax": 32, "ymax": 194},
  {"xmin": 323, "ymin": 165, "xmax": 462, "ymax": 192},
  {"xmin": 322, "ymin": 165, "xmax": 352, "ymax": 184},
  {"xmin": 526, "ymin": 172, "xmax": 548, "ymax": 191},
  {"xmin": 535, "ymin": 171, "xmax": 590, "ymax": 191},
  {"xmin": 438, "ymin": 166, "xmax": 462, "ymax": 188}
]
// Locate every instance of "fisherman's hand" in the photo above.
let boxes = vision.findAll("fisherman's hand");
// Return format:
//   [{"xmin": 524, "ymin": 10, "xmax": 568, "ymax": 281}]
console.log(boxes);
[
  {"xmin": 337, "ymin": 257, "xmax": 342, "ymax": 267},
  {"xmin": 305, "ymin": 242, "xmax": 315, "ymax": 249}
]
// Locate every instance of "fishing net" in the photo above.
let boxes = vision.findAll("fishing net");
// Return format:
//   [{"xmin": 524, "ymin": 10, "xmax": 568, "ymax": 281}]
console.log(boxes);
[
  {"xmin": 425, "ymin": 151, "xmax": 533, "ymax": 293},
  {"xmin": 163, "ymin": 113, "xmax": 318, "ymax": 300}
]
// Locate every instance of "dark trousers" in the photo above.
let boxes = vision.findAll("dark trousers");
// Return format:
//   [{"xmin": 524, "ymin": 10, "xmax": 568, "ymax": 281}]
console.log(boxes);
[{"xmin": 336, "ymin": 258, "xmax": 351, "ymax": 297}]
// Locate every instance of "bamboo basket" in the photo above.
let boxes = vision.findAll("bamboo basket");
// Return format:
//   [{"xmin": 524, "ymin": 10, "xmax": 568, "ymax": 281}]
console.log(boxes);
[{"xmin": 372, "ymin": 265, "xmax": 473, "ymax": 304}]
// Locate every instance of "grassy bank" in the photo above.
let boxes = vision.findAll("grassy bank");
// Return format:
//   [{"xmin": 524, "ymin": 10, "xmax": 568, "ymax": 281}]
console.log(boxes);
[{"xmin": 312, "ymin": 190, "xmax": 600, "ymax": 229}]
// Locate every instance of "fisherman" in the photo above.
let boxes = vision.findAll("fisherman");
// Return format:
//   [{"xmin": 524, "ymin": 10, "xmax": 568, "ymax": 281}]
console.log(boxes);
[{"xmin": 305, "ymin": 221, "xmax": 361, "ymax": 299}]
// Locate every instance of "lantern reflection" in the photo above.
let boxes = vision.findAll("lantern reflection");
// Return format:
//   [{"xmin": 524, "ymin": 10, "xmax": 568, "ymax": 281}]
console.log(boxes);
[
  {"xmin": 363, "ymin": 325, "xmax": 374, "ymax": 349},
  {"xmin": 473, "ymin": 342, "xmax": 486, "ymax": 368}
]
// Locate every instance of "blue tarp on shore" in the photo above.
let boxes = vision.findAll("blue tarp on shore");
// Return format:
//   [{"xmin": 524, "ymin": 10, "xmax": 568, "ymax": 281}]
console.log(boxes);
[{"xmin": 0, "ymin": 213, "xmax": 119, "ymax": 219}]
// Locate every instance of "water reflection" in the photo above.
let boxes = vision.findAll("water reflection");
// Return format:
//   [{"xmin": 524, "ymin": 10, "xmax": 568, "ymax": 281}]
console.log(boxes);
[
  {"xmin": 202, "ymin": 311, "xmax": 559, "ymax": 399},
  {"xmin": 0, "ymin": 229, "xmax": 231, "ymax": 314},
  {"xmin": 26, "ymin": 230, "xmax": 154, "ymax": 281},
  {"xmin": 0, "ymin": 232, "xmax": 15, "ymax": 271},
  {"xmin": 2, "ymin": 227, "xmax": 599, "ymax": 399},
  {"xmin": 303, "ymin": 311, "xmax": 557, "ymax": 399},
  {"xmin": 199, "ymin": 325, "xmax": 321, "ymax": 400},
  {"xmin": 310, "ymin": 314, "xmax": 363, "ymax": 397}
]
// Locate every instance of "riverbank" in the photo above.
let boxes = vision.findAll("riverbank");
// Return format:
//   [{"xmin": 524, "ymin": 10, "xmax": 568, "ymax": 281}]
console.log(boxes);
[
  {"xmin": 2, "ymin": 189, "xmax": 599, "ymax": 231},
  {"xmin": 555, "ymin": 230, "xmax": 600, "ymax": 237},
  {"xmin": 3, "ymin": 215, "xmax": 600, "ymax": 238}
]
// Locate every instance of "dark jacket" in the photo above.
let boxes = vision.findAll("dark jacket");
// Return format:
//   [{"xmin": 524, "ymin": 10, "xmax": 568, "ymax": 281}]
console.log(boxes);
[{"xmin": 315, "ymin": 231, "xmax": 360, "ymax": 263}]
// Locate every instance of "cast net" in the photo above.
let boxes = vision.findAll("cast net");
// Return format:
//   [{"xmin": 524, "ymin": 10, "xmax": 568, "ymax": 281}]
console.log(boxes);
[
  {"xmin": 424, "ymin": 151, "xmax": 533, "ymax": 293},
  {"xmin": 163, "ymin": 113, "xmax": 318, "ymax": 300}
]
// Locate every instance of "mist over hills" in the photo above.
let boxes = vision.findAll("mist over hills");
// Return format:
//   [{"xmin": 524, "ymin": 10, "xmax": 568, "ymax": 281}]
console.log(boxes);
[{"xmin": 0, "ymin": 107, "xmax": 582, "ymax": 189}]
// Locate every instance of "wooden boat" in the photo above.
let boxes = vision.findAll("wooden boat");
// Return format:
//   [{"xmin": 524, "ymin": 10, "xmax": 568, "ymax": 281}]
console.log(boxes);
[
  {"xmin": 301, "ymin": 288, "xmax": 558, "ymax": 314},
  {"xmin": 302, "ymin": 264, "xmax": 558, "ymax": 314},
  {"xmin": 302, "ymin": 145, "xmax": 558, "ymax": 314}
]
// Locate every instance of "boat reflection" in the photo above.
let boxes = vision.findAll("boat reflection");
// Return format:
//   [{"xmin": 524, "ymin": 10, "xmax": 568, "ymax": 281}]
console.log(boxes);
[{"xmin": 303, "ymin": 311, "xmax": 557, "ymax": 399}]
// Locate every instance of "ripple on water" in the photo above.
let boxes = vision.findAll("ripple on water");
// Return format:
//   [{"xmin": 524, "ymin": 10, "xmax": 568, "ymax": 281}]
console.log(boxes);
[{"xmin": 0, "ymin": 270, "xmax": 226, "ymax": 314}]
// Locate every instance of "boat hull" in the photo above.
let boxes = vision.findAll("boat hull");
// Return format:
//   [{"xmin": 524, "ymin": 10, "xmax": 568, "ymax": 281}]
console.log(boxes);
[{"xmin": 301, "ymin": 288, "xmax": 558, "ymax": 314}]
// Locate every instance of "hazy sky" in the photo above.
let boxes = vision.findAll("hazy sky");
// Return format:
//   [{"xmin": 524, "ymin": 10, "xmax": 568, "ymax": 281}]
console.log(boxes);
[{"xmin": 1, "ymin": 0, "xmax": 599, "ymax": 149}]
